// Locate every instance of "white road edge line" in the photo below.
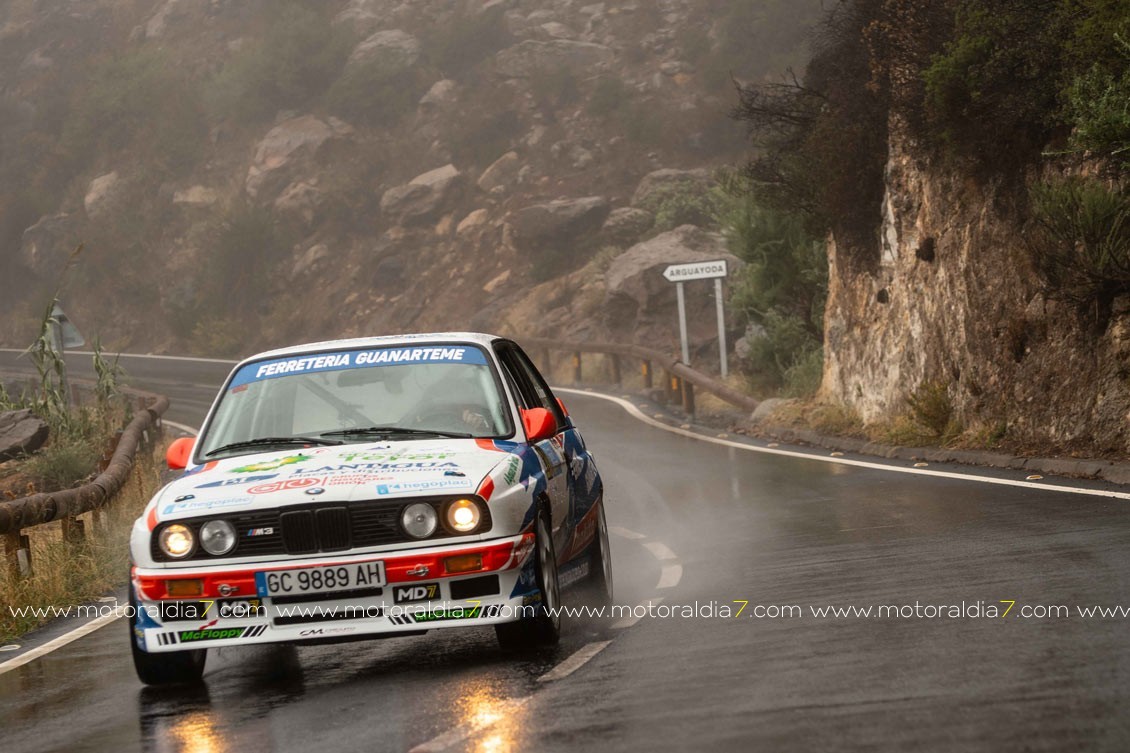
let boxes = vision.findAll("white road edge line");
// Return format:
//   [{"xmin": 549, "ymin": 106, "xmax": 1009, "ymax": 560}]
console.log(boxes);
[
  {"xmin": 163, "ymin": 420, "xmax": 199, "ymax": 436},
  {"xmin": 608, "ymin": 526, "xmax": 647, "ymax": 541},
  {"xmin": 0, "ymin": 348, "xmax": 239, "ymax": 365},
  {"xmin": 657, "ymin": 565, "xmax": 684, "ymax": 590},
  {"xmin": 612, "ymin": 597, "xmax": 666, "ymax": 630},
  {"xmin": 554, "ymin": 387, "xmax": 1130, "ymax": 501},
  {"xmin": 0, "ymin": 611, "xmax": 123, "ymax": 677},
  {"xmin": 538, "ymin": 640, "xmax": 613, "ymax": 683},
  {"xmin": 643, "ymin": 541, "xmax": 678, "ymax": 561},
  {"xmin": 409, "ymin": 697, "xmax": 531, "ymax": 753}
]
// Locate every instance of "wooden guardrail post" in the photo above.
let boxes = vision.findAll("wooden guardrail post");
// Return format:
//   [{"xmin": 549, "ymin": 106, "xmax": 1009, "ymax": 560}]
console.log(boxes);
[
  {"xmin": 681, "ymin": 379, "xmax": 696, "ymax": 419},
  {"xmin": 61, "ymin": 516, "xmax": 85, "ymax": 546},
  {"xmin": 610, "ymin": 355, "xmax": 621, "ymax": 387},
  {"xmin": 4, "ymin": 530, "xmax": 31, "ymax": 580},
  {"xmin": 573, "ymin": 351, "xmax": 582, "ymax": 385},
  {"xmin": 641, "ymin": 360, "xmax": 653, "ymax": 390}
]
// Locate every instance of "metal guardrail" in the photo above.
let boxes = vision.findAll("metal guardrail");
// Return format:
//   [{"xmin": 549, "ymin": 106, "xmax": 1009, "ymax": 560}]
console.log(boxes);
[
  {"xmin": 522, "ymin": 337, "xmax": 759, "ymax": 417},
  {"xmin": 0, "ymin": 388, "xmax": 169, "ymax": 580}
]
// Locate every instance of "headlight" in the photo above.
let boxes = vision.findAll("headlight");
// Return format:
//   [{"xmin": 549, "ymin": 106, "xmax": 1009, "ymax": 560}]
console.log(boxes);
[
  {"xmin": 199, "ymin": 520, "xmax": 237, "ymax": 556},
  {"xmin": 159, "ymin": 524, "xmax": 195, "ymax": 559},
  {"xmin": 446, "ymin": 499, "xmax": 482, "ymax": 534},
  {"xmin": 402, "ymin": 503, "xmax": 438, "ymax": 539}
]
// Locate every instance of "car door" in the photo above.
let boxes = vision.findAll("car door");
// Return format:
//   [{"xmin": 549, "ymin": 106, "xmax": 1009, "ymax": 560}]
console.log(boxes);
[{"xmin": 495, "ymin": 343, "xmax": 571, "ymax": 556}]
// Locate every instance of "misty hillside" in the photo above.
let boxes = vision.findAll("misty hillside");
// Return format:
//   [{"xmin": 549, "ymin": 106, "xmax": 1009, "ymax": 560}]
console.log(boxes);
[{"xmin": 0, "ymin": 0, "xmax": 820, "ymax": 357}]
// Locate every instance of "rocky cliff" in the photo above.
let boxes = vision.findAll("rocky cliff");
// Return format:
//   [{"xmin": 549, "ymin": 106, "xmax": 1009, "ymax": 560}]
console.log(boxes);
[{"xmin": 822, "ymin": 114, "xmax": 1130, "ymax": 454}]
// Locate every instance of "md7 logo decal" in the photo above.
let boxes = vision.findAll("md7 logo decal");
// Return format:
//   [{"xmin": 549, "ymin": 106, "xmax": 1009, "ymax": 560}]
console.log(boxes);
[{"xmin": 393, "ymin": 583, "xmax": 440, "ymax": 603}]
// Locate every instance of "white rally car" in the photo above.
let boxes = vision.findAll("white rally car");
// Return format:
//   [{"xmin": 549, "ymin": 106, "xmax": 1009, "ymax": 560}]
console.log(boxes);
[{"xmin": 129, "ymin": 333, "xmax": 611, "ymax": 685}]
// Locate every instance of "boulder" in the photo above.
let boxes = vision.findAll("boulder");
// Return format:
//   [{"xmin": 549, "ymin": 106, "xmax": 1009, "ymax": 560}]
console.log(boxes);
[
  {"xmin": 603, "ymin": 225, "xmax": 741, "ymax": 344},
  {"xmin": 477, "ymin": 152, "xmax": 521, "ymax": 193},
  {"xmin": 0, "ymin": 409, "xmax": 49, "ymax": 462},
  {"xmin": 274, "ymin": 181, "xmax": 324, "ymax": 227},
  {"xmin": 418, "ymin": 79, "xmax": 459, "ymax": 115},
  {"xmin": 494, "ymin": 40, "xmax": 614, "ymax": 78},
  {"xmin": 507, "ymin": 197, "xmax": 611, "ymax": 250},
  {"xmin": 173, "ymin": 185, "xmax": 219, "ymax": 206},
  {"xmin": 631, "ymin": 168, "xmax": 713, "ymax": 209},
  {"xmin": 291, "ymin": 243, "xmax": 330, "ymax": 279},
  {"xmin": 380, "ymin": 164, "xmax": 463, "ymax": 225},
  {"xmin": 83, "ymin": 172, "xmax": 122, "ymax": 219},
  {"xmin": 457, "ymin": 209, "xmax": 490, "ymax": 235},
  {"xmin": 19, "ymin": 213, "xmax": 74, "ymax": 277},
  {"xmin": 347, "ymin": 29, "xmax": 421, "ymax": 74},
  {"xmin": 601, "ymin": 207, "xmax": 654, "ymax": 246},
  {"xmin": 245, "ymin": 115, "xmax": 351, "ymax": 197}
]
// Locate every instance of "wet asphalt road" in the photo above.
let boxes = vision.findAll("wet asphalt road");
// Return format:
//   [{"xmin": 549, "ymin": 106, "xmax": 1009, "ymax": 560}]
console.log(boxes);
[{"xmin": 3, "ymin": 351, "xmax": 1130, "ymax": 752}]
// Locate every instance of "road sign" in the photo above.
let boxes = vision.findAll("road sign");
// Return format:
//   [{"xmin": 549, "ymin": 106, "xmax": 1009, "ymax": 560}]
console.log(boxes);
[
  {"xmin": 662, "ymin": 259, "xmax": 728, "ymax": 283},
  {"xmin": 51, "ymin": 305, "xmax": 85, "ymax": 349},
  {"xmin": 662, "ymin": 260, "xmax": 731, "ymax": 378}
]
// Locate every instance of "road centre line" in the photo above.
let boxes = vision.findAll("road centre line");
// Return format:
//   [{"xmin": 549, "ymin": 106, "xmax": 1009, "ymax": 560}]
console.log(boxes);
[{"xmin": 553, "ymin": 387, "xmax": 1130, "ymax": 501}]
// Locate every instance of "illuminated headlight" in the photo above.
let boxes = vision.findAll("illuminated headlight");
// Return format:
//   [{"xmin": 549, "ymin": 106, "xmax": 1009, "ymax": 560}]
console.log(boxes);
[
  {"xmin": 159, "ymin": 524, "xmax": 195, "ymax": 559},
  {"xmin": 446, "ymin": 499, "xmax": 482, "ymax": 534},
  {"xmin": 402, "ymin": 503, "xmax": 438, "ymax": 539},
  {"xmin": 199, "ymin": 520, "xmax": 237, "ymax": 556}
]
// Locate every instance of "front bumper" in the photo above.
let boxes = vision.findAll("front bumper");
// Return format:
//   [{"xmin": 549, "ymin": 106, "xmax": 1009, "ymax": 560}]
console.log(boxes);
[{"xmin": 131, "ymin": 533, "xmax": 539, "ymax": 653}]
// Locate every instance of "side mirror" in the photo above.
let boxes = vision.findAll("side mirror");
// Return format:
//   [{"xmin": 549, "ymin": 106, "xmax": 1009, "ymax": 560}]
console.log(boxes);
[
  {"xmin": 166, "ymin": 437, "xmax": 194, "ymax": 470},
  {"xmin": 521, "ymin": 408, "xmax": 558, "ymax": 443}
]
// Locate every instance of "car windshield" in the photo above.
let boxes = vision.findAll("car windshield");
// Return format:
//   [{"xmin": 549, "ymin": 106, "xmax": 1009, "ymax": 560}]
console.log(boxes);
[{"xmin": 198, "ymin": 344, "xmax": 511, "ymax": 459}]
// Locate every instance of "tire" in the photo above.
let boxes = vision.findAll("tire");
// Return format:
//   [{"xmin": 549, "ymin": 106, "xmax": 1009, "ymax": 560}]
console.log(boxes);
[
  {"xmin": 582, "ymin": 500, "xmax": 613, "ymax": 606},
  {"xmin": 129, "ymin": 591, "xmax": 207, "ymax": 686},
  {"xmin": 495, "ymin": 508, "xmax": 561, "ymax": 650}
]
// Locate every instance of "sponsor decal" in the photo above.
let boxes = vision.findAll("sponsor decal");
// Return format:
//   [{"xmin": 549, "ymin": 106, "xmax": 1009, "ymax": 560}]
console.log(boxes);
[
  {"xmin": 295, "ymin": 462, "xmax": 462, "ymax": 475},
  {"xmin": 377, "ymin": 479, "xmax": 473, "ymax": 495},
  {"xmin": 411, "ymin": 606, "xmax": 482, "ymax": 623},
  {"xmin": 299, "ymin": 626, "xmax": 358, "ymax": 637},
  {"xmin": 162, "ymin": 497, "xmax": 249, "ymax": 515},
  {"xmin": 393, "ymin": 583, "xmax": 440, "ymax": 604},
  {"xmin": 231, "ymin": 454, "xmax": 312, "ymax": 473},
  {"xmin": 230, "ymin": 347, "xmax": 489, "ymax": 388},
  {"xmin": 177, "ymin": 625, "xmax": 267, "ymax": 643},
  {"xmin": 502, "ymin": 456, "xmax": 521, "ymax": 485},
  {"xmin": 248, "ymin": 477, "xmax": 324, "ymax": 494},
  {"xmin": 333, "ymin": 451, "xmax": 458, "ymax": 463},
  {"xmin": 195, "ymin": 474, "xmax": 277, "ymax": 489}
]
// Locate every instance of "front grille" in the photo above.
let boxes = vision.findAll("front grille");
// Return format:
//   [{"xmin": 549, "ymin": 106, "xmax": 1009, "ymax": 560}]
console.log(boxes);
[
  {"xmin": 281, "ymin": 510, "xmax": 317, "ymax": 553},
  {"xmin": 152, "ymin": 497, "xmax": 492, "ymax": 562}
]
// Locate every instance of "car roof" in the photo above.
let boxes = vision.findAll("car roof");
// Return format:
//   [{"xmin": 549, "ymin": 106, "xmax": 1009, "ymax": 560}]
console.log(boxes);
[{"xmin": 242, "ymin": 332, "xmax": 504, "ymax": 364}]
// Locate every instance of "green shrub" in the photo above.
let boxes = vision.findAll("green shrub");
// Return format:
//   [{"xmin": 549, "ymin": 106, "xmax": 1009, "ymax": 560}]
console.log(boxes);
[
  {"xmin": 207, "ymin": 3, "xmax": 351, "ymax": 122},
  {"xmin": 426, "ymin": 6, "xmax": 513, "ymax": 79},
  {"xmin": 24, "ymin": 438, "xmax": 98, "ymax": 492},
  {"xmin": 190, "ymin": 315, "xmax": 244, "ymax": 359},
  {"xmin": 1063, "ymin": 37, "xmax": 1130, "ymax": 162},
  {"xmin": 587, "ymin": 75, "xmax": 633, "ymax": 119},
  {"xmin": 906, "ymin": 380, "xmax": 957, "ymax": 438},
  {"xmin": 326, "ymin": 60, "xmax": 422, "ymax": 127},
  {"xmin": 63, "ymin": 49, "xmax": 205, "ymax": 176},
  {"xmin": 1030, "ymin": 177, "xmax": 1130, "ymax": 323},
  {"xmin": 637, "ymin": 183, "xmax": 724, "ymax": 233},
  {"xmin": 206, "ymin": 204, "xmax": 292, "ymax": 309},
  {"xmin": 782, "ymin": 344, "xmax": 824, "ymax": 397}
]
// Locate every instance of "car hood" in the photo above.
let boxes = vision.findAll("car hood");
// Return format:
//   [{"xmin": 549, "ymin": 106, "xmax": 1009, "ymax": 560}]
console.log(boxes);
[{"xmin": 153, "ymin": 439, "xmax": 512, "ymax": 522}]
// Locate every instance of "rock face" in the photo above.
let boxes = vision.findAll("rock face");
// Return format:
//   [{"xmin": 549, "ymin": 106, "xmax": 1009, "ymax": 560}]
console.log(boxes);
[
  {"xmin": 631, "ymin": 168, "xmax": 713, "ymax": 208},
  {"xmin": 494, "ymin": 39, "xmax": 614, "ymax": 78},
  {"xmin": 822, "ymin": 121, "xmax": 1130, "ymax": 452},
  {"xmin": 477, "ymin": 152, "xmax": 521, "ymax": 194},
  {"xmin": 603, "ymin": 225, "xmax": 741, "ymax": 348},
  {"xmin": 19, "ymin": 213, "xmax": 73, "ymax": 277},
  {"xmin": 0, "ymin": 409, "xmax": 49, "ymax": 462},
  {"xmin": 245, "ymin": 115, "xmax": 351, "ymax": 197},
  {"xmin": 83, "ymin": 171, "xmax": 122, "ymax": 219},
  {"xmin": 601, "ymin": 207, "xmax": 654, "ymax": 247},
  {"xmin": 380, "ymin": 164, "xmax": 463, "ymax": 225},
  {"xmin": 347, "ymin": 29, "xmax": 420, "ymax": 73},
  {"xmin": 508, "ymin": 197, "xmax": 611, "ymax": 250}
]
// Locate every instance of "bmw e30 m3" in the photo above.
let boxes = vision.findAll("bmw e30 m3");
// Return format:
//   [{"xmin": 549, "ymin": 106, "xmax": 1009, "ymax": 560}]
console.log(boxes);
[{"xmin": 128, "ymin": 333, "xmax": 612, "ymax": 685}]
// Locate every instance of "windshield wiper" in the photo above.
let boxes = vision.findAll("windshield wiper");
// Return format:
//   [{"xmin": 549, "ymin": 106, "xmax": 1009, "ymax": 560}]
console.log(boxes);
[
  {"xmin": 321, "ymin": 426, "xmax": 473, "ymax": 440},
  {"xmin": 205, "ymin": 436, "xmax": 343, "ymax": 457}
]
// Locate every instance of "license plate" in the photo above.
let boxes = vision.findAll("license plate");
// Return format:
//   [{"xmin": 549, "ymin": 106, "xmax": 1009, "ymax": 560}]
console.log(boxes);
[{"xmin": 255, "ymin": 561, "xmax": 386, "ymax": 598}]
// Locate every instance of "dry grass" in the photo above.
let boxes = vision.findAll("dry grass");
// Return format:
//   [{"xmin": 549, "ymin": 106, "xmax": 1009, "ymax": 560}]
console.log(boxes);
[{"xmin": 0, "ymin": 442, "xmax": 165, "ymax": 643}]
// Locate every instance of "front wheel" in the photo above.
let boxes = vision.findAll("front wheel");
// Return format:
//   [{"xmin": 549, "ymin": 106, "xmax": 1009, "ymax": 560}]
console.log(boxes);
[
  {"xmin": 130, "ymin": 592, "xmax": 206, "ymax": 686},
  {"xmin": 496, "ymin": 508, "xmax": 561, "ymax": 650}
]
